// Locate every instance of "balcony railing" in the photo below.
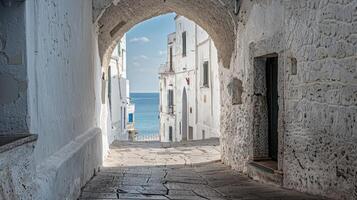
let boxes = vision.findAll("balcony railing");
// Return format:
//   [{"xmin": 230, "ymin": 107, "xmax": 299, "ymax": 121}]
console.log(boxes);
[
  {"xmin": 159, "ymin": 63, "xmax": 174, "ymax": 74},
  {"xmin": 168, "ymin": 105, "xmax": 174, "ymax": 114}
]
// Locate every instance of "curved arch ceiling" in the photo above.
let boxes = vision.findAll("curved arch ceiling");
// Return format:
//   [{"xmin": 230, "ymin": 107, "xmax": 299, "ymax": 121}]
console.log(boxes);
[{"xmin": 94, "ymin": 0, "xmax": 238, "ymax": 69}]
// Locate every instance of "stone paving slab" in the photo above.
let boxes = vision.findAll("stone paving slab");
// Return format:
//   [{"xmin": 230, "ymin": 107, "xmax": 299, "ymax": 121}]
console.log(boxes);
[{"xmin": 80, "ymin": 139, "xmax": 324, "ymax": 200}]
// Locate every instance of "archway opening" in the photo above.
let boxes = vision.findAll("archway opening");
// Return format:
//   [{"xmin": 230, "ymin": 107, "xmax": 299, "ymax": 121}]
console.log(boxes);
[
  {"xmin": 103, "ymin": 12, "xmax": 222, "ymax": 144},
  {"xmin": 85, "ymin": 13, "xmax": 224, "ymax": 199}
]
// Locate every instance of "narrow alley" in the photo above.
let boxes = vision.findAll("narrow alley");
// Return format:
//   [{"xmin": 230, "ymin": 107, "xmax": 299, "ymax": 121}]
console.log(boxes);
[
  {"xmin": 80, "ymin": 140, "xmax": 322, "ymax": 200},
  {"xmin": 1, "ymin": 1, "xmax": 356, "ymax": 199}
]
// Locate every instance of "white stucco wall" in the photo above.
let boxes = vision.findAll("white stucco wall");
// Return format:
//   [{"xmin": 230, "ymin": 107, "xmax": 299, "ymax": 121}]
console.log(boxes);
[
  {"xmin": 159, "ymin": 16, "xmax": 220, "ymax": 142},
  {"xmin": 25, "ymin": 1, "xmax": 106, "ymax": 199},
  {"xmin": 196, "ymin": 28, "xmax": 220, "ymax": 140},
  {"xmin": 109, "ymin": 35, "xmax": 129, "ymax": 141},
  {"xmin": 159, "ymin": 72, "xmax": 176, "ymax": 142}
]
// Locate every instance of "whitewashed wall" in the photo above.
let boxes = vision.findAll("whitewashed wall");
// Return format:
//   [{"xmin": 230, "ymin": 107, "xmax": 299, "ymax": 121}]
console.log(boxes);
[
  {"xmin": 25, "ymin": 1, "xmax": 108, "ymax": 199},
  {"xmin": 109, "ymin": 35, "xmax": 129, "ymax": 141},
  {"xmin": 159, "ymin": 16, "xmax": 220, "ymax": 142}
]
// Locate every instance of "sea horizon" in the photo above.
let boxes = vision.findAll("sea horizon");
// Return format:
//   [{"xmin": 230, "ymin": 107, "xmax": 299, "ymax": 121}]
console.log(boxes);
[
  {"xmin": 130, "ymin": 91, "xmax": 159, "ymax": 94},
  {"xmin": 130, "ymin": 93, "xmax": 160, "ymax": 137}
]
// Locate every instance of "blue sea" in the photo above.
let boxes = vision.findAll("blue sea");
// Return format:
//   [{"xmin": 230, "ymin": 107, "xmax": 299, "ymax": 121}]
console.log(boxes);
[{"xmin": 130, "ymin": 93, "xmax": 160, "ymax": 137}]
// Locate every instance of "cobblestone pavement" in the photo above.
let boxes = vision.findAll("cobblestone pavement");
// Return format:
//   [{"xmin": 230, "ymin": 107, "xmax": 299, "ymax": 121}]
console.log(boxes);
[{"xmin": 80, "ymin": 139, "xmax": 323, "ymax": 200}]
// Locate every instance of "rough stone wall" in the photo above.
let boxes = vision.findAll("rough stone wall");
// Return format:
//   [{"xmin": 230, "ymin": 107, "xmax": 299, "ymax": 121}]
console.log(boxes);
[
  {"xmin": 220, "ymin": 0, "xmax": 357, "ymax": 199},
  {"xmin": 0, "ymin": 141, "xmax": 37, "ymax": 200},
  {"xmin": 0, "ymin": 3, "xmax": 28, "ymax": 133},
  {"xmin": 283, "ymin": 1, "xmax": 356, "ymax": 199}
]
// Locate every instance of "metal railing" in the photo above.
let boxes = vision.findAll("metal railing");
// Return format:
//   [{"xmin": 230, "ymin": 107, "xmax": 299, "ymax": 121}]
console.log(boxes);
[
  {"xmin": 136, "ymin": 134, "xmax": 160, "ymax": 141},
  {"xmin": 168, "ymin": 105, "xmax": 174, "ymax": 114},
  {"xmin": 159, "ymin": 63, "xmax": 174, "ymax": 74}
]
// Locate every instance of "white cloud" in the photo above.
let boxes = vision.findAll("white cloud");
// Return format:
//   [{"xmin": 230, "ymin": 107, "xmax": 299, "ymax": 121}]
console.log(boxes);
[
  {"xmin": 139, "ymin": 55, "xmax": 148, "ymax": 60},
  {"xmin": 133, "ymin": 55, "xmax": 149, "ymax": 61},
  {"xmin": 129, "ymin": 37, "xmax": 150, "ymax": 43},
  {"xmin": 158, "ymin": 50, "xmax": 166, "ymax": 56}
]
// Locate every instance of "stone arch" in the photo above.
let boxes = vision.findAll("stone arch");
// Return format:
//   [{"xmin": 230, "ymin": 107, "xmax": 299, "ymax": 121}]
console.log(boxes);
[{"xmin": 94, "ymin": 0, "xmax": 238, "ymax": 71}]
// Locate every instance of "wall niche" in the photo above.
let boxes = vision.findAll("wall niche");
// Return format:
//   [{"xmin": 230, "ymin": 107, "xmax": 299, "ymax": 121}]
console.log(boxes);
[{"xmin": 228, "ymin": 77, "xmax": 243, "ymax": 105}]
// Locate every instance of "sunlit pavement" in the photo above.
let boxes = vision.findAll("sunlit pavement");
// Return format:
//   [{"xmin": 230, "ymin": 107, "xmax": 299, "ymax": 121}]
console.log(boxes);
[{"xmin": 80, "ymin": 139, "xmax": 323, "ymax": 200}]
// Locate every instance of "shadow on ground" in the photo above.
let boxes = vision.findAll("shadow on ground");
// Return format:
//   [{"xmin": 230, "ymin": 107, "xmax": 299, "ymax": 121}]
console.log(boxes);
[{"xmin": 80, "ymin": 140, "xmax": 324, "ymax": 200}]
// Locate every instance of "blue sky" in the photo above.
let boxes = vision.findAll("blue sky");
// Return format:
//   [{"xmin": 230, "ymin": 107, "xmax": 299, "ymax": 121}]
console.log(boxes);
[{"xmin": 126, "ymin": 13, "xmax": 176, "ymax": 93}]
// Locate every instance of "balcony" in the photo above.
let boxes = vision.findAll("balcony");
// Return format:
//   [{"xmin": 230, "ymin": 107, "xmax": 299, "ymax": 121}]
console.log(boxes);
[
  {"xmin": 168, "ymin": 105, "xmax": 174, "ymax": 115},
  {"xmin": 159, "ymin": 63, "xmax": 174, "ymax": 74}
]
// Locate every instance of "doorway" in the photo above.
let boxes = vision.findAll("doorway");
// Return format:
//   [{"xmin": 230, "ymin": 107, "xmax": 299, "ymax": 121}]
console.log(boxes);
[
  {"xmin": 182, "ymin": 88, "xmax": 188, "ymax": 141},
  {"xmin": 266, "ymin": 57, "xmax": 279, "ymax": 161}
]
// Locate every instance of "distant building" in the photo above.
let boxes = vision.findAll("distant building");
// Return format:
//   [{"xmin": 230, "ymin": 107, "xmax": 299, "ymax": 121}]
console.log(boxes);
[
  {"xmin": 159, "ymin": 16, "xmax": 220, "ymax": 142},
  {"xmin": 108, "ymin": 35, "xmax": 134, "ymax": 140},
  {"xmin": 127, "ymin": 102, "xmax": 136, "ymax": 141}
]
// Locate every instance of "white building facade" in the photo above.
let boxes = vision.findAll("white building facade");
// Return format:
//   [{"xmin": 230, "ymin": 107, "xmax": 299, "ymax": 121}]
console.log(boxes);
[
  {"xmin": 108, "ymin": 35, "xmax": 131, "ymax": 141},
  {"xmin": 159, "ymin": 16, "xmax": 220, "ymax": 142}
]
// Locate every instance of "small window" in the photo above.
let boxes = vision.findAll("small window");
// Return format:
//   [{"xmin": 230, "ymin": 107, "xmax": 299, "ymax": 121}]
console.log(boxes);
[
  {"xmin": 121, "ymin": 107, "xmax": 123, "ymax": 129},
  {"xmin": 202, "ymin": 130, "xmax": 205, "ymax": 140},
  {"xmin": 128, "ymin": 113, "xmax": 133, "ymax": 123},
  {"xmin": 189, "ymin": 126, "xmax": 194, "ymax": 140},
  {"xmin": 169, "ymin": 126, "xmax": 173, "ymax": 142},
  {"xmin": 117, "ymin": 43, "xmax": 121, "ymax": 56},
  {"xmin": 168, "ymin": 90, "xmax": 174, "ymax": 114},
  {"xmin": 182, "ymin": 31, "xmax": 187, "ymax": 57},
  {"xmin": 124, "ymin": 107, "xmax": 126, "ymax": 129},
  {"xmin": 169, "ymin": 47, "xmax": 173, "ymax": 71},
  {"xmin": 203, "ymin": 61, "xmax": 209, "ymax": 87},
  {"xmin": 179, "ymin": 122, "xmax": 182, "ymax": 135}
]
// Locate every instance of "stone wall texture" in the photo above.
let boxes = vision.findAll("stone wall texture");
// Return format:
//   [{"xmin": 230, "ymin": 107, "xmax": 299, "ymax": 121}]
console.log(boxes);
[
  {"xmin": 1, "ymin": 0, "xmax": 354, "ymax": 199},
  {"xmin": 94, "ymin": 0, "xmax": 237, "ymax": 70},
  {"xmin": 95, "ymin": 0, "xmax": 356, "ymax": 199},
  {"xmin": 220, "ymin": 1, "xmax": 357, "ymax": 200}
]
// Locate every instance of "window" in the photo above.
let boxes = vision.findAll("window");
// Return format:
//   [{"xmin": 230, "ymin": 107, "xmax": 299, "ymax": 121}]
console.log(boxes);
[
  {"xmin": 182, "ymin": 31, "xmax": 187, "ymax": 57},
  {"xmin": 179, "ymin": 122, "xmax": 182, "ymax": 135},
  {"xmin": 203, "ymin": 61, "xmax": 209, "ymax": 87},
  {"xmin": 117, "ymin": 43, "xmax": 121, "ymax": 56},
  {"xmin": 189, "ymin": 126, "xmax": 193, "ymax": 140},
  {"xmin": 128, "ymin": 113, "xmax": 133, "ymax": 123},
  {"xmin": 121, "ymin": 107, "xmax": 123, "ymax": 129},
  {"xmin": 124, "ymin": 107, "xmax": 126, "ymax": 129},
  {"xmin": 108, "ymin": 67, "xmax": 112, "ymax": 113},
  {"xmin": 169, "ymin": 47, "xmax": 173, "ymax": 71},
  {"xmin": 169, "ymin": 126, "xmax": 173, "ymax": 142},
  {"xmin": 168, "ymin": 89, "xmax": 174, "ymax": 114}
]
